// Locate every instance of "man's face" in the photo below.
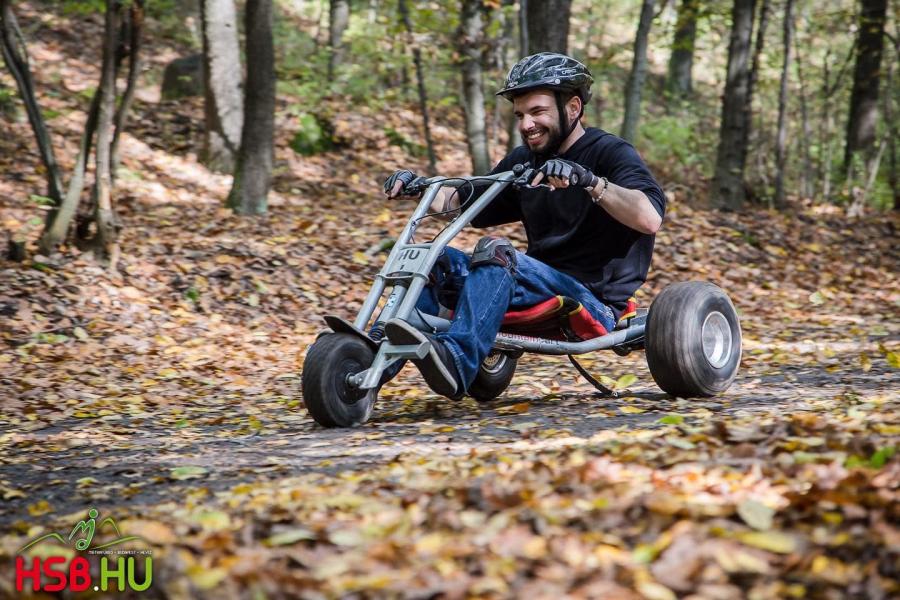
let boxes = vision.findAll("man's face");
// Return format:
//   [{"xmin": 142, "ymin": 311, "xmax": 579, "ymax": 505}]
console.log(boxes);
[{"xmin": 513, "ymin": 90, "xmax": 565, "ymax": 154}]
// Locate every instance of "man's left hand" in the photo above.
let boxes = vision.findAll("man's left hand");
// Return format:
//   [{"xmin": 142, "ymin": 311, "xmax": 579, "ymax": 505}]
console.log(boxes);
[{"xmin": 531, "ymin": 159, "xmax": 600, "ymax": 191}]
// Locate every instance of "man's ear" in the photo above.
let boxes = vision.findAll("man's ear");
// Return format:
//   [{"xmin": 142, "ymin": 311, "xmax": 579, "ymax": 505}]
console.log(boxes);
[{"xmin": 567, "ymin": 96, "xmax": 583, "ymax": 121}]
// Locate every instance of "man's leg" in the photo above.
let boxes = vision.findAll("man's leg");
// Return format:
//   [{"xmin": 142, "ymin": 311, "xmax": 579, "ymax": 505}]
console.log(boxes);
[
  {"xmin": 374, "ymin": 247, "xmax": 470, "ymax": 385},
  {"xmin": 508, "ymin": 253, "xmax": 616, "ymax": 331},
  {"xmin": 434, "ymin": 250, "xmax": 615, "ymax": 394},
  {"xmin": 385, "ymin": 237, "xmax": 517, "ymax": 398},
  {"xmin": 387, "ymin": 241, "xmax": 616, "ymax": 399}
]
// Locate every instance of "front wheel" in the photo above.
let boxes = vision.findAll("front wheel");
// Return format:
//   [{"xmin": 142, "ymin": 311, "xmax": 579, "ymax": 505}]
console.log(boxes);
[
  {"xmin": 468, "ymin": 350, "xmax": 518, "ymax": 402},
  {"xmin": 301, "ymin": 333, "xmax": 377, "ymax": 427},
  {"xmin": 646, "ymin": 282, "xmax": 741, "ymax": 397}
]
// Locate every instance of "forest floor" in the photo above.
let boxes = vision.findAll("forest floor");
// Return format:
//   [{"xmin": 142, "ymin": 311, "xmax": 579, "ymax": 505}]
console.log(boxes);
[{"xmin": 1, "ymin": 3, "xmax": 899, "ymax": 599}]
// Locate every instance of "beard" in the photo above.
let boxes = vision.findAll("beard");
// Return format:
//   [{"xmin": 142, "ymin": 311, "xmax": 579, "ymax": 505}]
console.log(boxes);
[
  {"xmin": 519, "ymin": 120, "xmax": 563, "ymax": 154},
  {"xmin": 520, "ymin": 120, "xmax": 565, "ymax": 157}
]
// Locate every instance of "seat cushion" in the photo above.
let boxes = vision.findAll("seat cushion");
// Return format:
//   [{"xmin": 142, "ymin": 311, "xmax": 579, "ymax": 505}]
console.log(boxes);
[{"xmin": 498, "ymin": 295, "xmax": 615, "ymax": 341}]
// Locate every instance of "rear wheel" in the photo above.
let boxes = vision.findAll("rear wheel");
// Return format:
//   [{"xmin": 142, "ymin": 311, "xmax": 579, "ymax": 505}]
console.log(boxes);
[
  {"xmin": 301, "ymin": 333, "xmax": 377, "ymax": 427},
  {"xmin": 646, "ymin": 282, "xmax": 741, "ymax": 397},
  {"xmin": 468, "ymin": 350, "xmax": 518, "ymax": 402}
]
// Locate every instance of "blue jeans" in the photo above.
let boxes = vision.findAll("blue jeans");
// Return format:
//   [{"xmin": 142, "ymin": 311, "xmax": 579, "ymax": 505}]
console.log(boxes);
[{"xmin": 383, "ymin": 247, "xmax": 615, "ymax": 393}]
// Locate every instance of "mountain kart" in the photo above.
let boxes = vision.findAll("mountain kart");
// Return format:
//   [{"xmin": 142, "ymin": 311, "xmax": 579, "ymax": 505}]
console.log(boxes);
[{"xmin": 301, "ymin": 166, "xmax": 742, "ymax": 428}]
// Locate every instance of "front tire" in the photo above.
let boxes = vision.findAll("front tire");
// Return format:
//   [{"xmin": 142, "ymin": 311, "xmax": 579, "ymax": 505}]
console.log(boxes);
[
  {"xmin": 468, "ymin": 350, "xmax": 518, "ymax": 402},
  {"xmin": 646, "ymin": 282, "xmax": 741, "ymax": 397},
  {"xmin": 301, "ymin": 333, "xmax": 377, "ymax": 427}
]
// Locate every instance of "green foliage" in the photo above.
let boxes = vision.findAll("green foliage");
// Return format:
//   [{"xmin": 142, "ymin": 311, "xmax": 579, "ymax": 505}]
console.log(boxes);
[
  {"xmin": 638, "ymin": 114, "xmax": 710, "ymax": 174},
  {"xmin": 60, "ymin": 0, "xmax": 106, "ymax": 15},
  {"xmin": 289, "ymin": 113, "xmax": 334, "ymax": 156},
  {"xmin": 29, "ymin": 194, "xmax": 55, "ymax": 206},
  {"xmin": 384, "ymin": 127, "xmax": 425, "ymax": 157}
]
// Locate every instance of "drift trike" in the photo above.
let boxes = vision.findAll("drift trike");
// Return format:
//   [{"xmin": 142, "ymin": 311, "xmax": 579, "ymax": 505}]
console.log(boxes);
[{"xmin": 301, "ymin": 165, "xmax": 741, "ymax": 428}]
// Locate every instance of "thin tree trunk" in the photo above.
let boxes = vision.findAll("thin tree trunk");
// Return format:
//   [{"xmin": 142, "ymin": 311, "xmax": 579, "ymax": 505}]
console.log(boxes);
[
  {"xmin": 843, "ymin": 0, "xmax": 888, "ymax": 175},
  {"xmin": 327, "ymin": 0, "xmax": 350, "ymax": 79},
  {"xmin": 773, "ymin": 0, "xmax": 794, "ymax": 208},
  {"xmin": 398, "ymin": 0, "xmax": 436, "ymax": 173},
  {"xmin": 819, "ymin": 43, "xmax": 855, "ymax": 202},
  {"xmin": 39, "ymin": 93, "xmax": 99, "ymax": 253},
  {"xmin": 227, "ymin": 0, "xmax": 274, "ymax": 215},
  {"xmin": 458, "ymin": 0, "xmax": 490, "ymax": 174},
  {"xmin": 666, "ymin": 0, "xmax": 699, "ymax": 99},
  {"xmin": 200, "ymin": 0, "xmax": 243, "ymax": 173},
  {"xmin": 884, "ymin": 42, "xmax": 898, "ymax": 210},
  {"xmin": 0, "ymin": 0, "xmax": 64, "ymax": 210},
  {"xmin": 711, "ymin": 0, "xmax": 757, "ymax": 210},
  {"xmin": 493, "ymin": 0, "xmax": 515, "ymax": 152},
  {"xmin": 621, "ymin": 0, "xmax": 655, "ymax": 142},
  {"xmin": 110, "ymin": 0, "xmax": 144, "ymax": 177},
  {"xmin": 743, "ymin": 0, "xmax": 769, "ymax": 196},
  {"xmin": 795, "ymin": 29, "xmax": 812, "ymax": 199},
  {"xmin": 93, "ymin": 0, "xmax": 121, "ymax": 266},
  {"xmin": 526, "ymin": 0, "xmax": 571, "ymax": 54},
  {"xmin": 508, "ymin": 0, "xmax": 529, "ymax": 152}
]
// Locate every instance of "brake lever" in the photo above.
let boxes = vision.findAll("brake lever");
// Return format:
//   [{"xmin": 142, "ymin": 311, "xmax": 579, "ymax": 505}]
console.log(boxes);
[{"xmin": 511, "ymin": 165, "xmax": 552, "ymax": 190}]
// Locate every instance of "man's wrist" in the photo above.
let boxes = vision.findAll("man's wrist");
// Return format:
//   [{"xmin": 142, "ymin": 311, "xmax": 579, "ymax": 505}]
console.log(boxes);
[{"xmin": 589, "ymin": 176, "xmax": 610, "ymax": 203}]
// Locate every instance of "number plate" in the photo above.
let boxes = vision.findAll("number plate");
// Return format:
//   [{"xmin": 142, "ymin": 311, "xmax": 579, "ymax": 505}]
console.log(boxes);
[{"xmin": 384, "ymin": 245, "xmax": 430, "ymax": 277}]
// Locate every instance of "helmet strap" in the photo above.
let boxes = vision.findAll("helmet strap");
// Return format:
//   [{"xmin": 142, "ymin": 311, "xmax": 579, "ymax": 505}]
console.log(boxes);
[{"xmin": 551, "ymin": 91, "xmax": 585, "ymax": 156}]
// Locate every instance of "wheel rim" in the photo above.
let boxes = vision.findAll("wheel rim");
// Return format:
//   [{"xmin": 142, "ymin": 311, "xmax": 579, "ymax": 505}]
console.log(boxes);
[
  {"xmin": 481, "ymin": 351, "xmax": 506, "ymax": 374},
  {"xmin": 336, "ymin": 357, "xmax": 367, "ymax": 405},
  {"xmin": 701, "ymin": 311, "xmax": 732, "ymax": 369}
]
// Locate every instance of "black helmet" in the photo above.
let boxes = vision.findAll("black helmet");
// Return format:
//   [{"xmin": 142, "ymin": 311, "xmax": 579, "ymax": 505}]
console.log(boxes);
[{"xmin": 497, "ymin": 52, "xmax": 593, "ymax": 103}]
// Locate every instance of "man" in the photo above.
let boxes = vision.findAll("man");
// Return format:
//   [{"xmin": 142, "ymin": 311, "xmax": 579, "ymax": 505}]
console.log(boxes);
[{"xmin": 381, "ymin": 52, "xmax": 665, "ymax": 400}]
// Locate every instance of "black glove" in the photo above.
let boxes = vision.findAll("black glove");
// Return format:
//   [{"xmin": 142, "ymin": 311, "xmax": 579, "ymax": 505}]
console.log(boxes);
[
  {"xmin": 538, "ymin": 159, "xmax": 600, "ymax": 190},
  {"xmin": 383, "ymin": 169, "xmax": 423, "ymax": 197}
]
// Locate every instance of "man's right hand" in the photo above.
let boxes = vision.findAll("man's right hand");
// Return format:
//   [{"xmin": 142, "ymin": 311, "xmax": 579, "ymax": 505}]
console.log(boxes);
[{"xmin": 383, "ymin": 169, "xmax": 419, "ymax": 198}]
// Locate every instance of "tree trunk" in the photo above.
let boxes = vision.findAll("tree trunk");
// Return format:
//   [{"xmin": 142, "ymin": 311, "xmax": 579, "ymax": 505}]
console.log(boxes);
[
  {"xmin": 843, "ymin": 0, "xmax": 888, "ymax": 174},
  {"xmin": 519, "ymin": 0, "xmax": 528, "ymax": 58},
  {"xmin": 525, "ymin": 0, "xmax": 571, "ymax": 54},
  {"xmin": 666, "ymin": 0, "xmax": 699, "ymax": 99},
  {"xmin": 711, "ymin": 0, "xmax": 757, "ymax": 210},
  {"xmin": 794, "ymin": 28, "xmax": 812, "ymax": 199},
  {"xmin": 0, "ymin": 0, "xmax": 64, "ymax": 210},
  {"xmin": 200, "ymin": 0, "xmax": 243, "ymax": 173},
  {"xmin": 773, "ymin": 0, "xmax": 794, "ymax": 208},
  {"xmin": 93, "ymin": 0, "xmax": 121, "ymax": 266},
  {"xmin": 227, "ymin": 0, "xmax": 274, "ymax": 215},
  {"xmin": 621, "ymin": 0, "xmax": 655, "ymax": 142},
  {"xmin": 39, "ymin": 92, "xmax": 99, "ymax": 253},
  {"xmin": 818, "ymin": 44, "xmax": 854, "ymax": 203},
  {"xmin": 884, "ymin": 42, "xmax": 898, "ymax": 210},
  {"xmin": 110, "ymin": 0, "xmax": 144, "ymax": 177},
  {"xmin": 743, "ymin": 0, "xmax": 769, "ymax": 193},
  {"xmin": 398, "ymin": 0, "xmax": 437, "ymax": 173},
  {"xmin": 458, "ymin": 0, "xmax": 490, "ymax": 174},
  {"xmin": 327, "ymin": 0, "xmax": 350, "ymax": 79}
]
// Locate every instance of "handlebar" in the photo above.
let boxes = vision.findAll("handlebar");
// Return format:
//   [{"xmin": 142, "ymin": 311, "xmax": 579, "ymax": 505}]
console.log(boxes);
[{"xmin": 409, "ymin": 164, "xmax": 550, "ymax": 194}]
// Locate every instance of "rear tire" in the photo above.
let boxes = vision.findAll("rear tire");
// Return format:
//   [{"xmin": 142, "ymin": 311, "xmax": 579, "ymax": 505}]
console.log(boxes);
[
  {"xmin": 646, "ymin": 282, "xmax": 741, "ymax": 397},
  {"xmin": 468, "ymin": 350, "xmax": 518, "ymax": 402},
  {"xmin": 301, "ymin": 333, "xmax": 377, "ymax": 427}
]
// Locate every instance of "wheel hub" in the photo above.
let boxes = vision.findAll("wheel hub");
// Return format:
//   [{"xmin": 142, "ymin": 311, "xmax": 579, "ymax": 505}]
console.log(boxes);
[
  {"xmin": 701, "ymin": 311, "xmax": 732, "ymax": 368},
  {"xmin": 481, "ymin": 351, "xmax": 505, "ymax": 374}
]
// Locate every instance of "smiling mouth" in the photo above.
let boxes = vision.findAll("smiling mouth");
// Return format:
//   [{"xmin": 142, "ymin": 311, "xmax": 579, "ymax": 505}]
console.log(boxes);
[{"xmin": 525, "ymin": 130, "xmax": 546, "ymax": 144}]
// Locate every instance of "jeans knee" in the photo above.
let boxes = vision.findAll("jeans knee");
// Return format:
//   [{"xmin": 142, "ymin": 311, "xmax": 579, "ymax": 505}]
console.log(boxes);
[{"xmin": 469, "ymin": 236, "xmax": 517, "ymax": 276}]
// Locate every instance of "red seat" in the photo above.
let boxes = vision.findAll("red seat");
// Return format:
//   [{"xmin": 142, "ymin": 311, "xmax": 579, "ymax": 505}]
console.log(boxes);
[{"xmin": 498, "ymin": 296, "xmax": 638, "ymax": 341}]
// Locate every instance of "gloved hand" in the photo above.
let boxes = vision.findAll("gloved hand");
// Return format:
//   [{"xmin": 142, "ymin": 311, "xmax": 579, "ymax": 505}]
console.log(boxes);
[
  {"xmin": 383, "ymin": 170, "xmax": 426, "ymax": 198},
  {"xmin": 533, "ymin": 159, "xmax": 600, "ymax": 190}
]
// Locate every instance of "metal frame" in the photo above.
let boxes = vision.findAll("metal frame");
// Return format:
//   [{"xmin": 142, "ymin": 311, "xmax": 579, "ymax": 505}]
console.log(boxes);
[{"xmin": 334, "ymin": 170, "xmax": 645, "ymax": 391}]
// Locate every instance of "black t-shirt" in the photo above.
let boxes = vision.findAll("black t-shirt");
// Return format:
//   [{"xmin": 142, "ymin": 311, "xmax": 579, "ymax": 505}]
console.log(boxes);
[{"xmin": 470, "ymin": 127, "xmax": 666, "ymax": 319}]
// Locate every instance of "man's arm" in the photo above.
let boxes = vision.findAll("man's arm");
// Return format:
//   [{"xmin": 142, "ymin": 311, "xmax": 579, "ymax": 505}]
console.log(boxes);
[
  {"xmin": 588, "ymin": 181, "xmax": 662, "ymax": 234},
  {"xmin": 531, "ymin": 170, "xmax": 662, "ymax": 234}
]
